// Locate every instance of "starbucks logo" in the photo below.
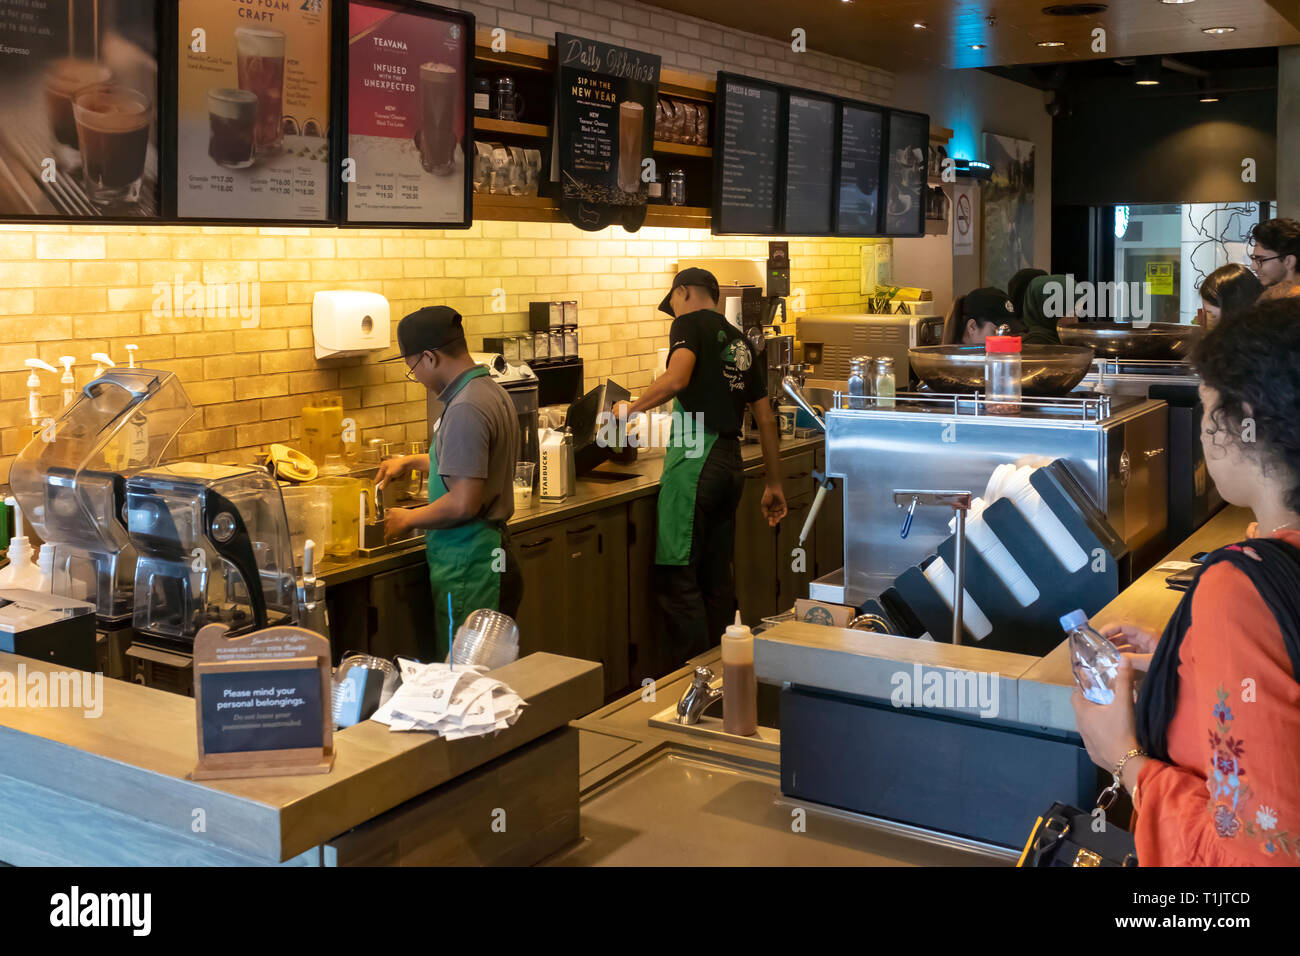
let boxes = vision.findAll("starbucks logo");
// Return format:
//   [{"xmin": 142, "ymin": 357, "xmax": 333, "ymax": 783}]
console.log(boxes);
[
  {"xmin": 803, "ymin": 607, "xmax": 834, "ymax": 626},
  {"xmin": 723, "ymin": 340, "xmax": 753, "ymax": 371}
]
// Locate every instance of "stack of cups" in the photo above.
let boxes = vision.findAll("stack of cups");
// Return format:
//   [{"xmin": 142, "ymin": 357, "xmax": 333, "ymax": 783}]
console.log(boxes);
[
  {"xmin": 922, "ymin": 556, "xmax": 994, "ymax": 642},
  {"xmin": 451, "ymin": 609, "xmax": 521, "ymax": 669},
  {"xmin": 949, "ymin": 497, "xmax": 1040, "ymax": 607},
  {"xmin": 999, "ymin": 467, "xmax": 1088, "ymax": 572}
]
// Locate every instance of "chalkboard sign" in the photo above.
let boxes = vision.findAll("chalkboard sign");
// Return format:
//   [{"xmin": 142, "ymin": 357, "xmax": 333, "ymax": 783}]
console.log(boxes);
[
  {"xmin": 835, "ymin": 102, "xmax": 883, "ymax": 236},
  {"xmin": 192, "ymin": 623, "xmax": 334, "ymax": 780},
  {"xmin": 782, "ymin": 93, "xmax": 835, "ymax": 235},
  {"xmin": 884, "ymin": 107, "xmax": 929, "ymax": 237},
  {"xmin": 712, "ymin": 73, "xmax": 779, "ymax": 235}
]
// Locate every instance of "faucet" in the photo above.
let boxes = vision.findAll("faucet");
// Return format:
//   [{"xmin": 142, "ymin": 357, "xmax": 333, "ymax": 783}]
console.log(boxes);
[{"xmin": 676, "ymin": 666, "xmax": 723, "ymax": 725}]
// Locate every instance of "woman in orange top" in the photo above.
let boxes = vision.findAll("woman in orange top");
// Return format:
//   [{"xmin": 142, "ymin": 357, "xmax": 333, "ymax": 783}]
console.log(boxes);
[{"xmin": 1073, "ymin": 298, "xmax": 1300, "ymax": 866}]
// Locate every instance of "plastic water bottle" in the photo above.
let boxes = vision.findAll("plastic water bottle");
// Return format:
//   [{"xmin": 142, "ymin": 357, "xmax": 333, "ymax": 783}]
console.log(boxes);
[{"xmin": 1060, "ymin": 609, "xmax": 1123, "ymax": 705}]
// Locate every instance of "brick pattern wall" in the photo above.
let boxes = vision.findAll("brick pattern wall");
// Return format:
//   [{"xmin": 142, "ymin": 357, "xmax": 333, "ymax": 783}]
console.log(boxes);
[{"xmin": 0, "ymin": 1, "xmax": 896, "ymax": 485}]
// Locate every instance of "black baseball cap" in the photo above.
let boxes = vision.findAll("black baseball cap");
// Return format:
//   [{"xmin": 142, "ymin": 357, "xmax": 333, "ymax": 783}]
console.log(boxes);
[
  {"xmin": 659, "ymin": 267, "xmax": 721, "ymax": 316},
  {"xmin": 380, "ymin": 305, "xmax": 466, "ymax": 362},
  {"xmin": 963, "ymin": 287, "xmax": 1025, "ymax": 333}
]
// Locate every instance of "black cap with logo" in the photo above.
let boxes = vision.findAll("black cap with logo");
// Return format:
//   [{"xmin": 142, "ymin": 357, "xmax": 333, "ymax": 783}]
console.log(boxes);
[
  {"xmin": 963, "ymin": 287, "xmax": 1025, "ymax": 333},
  {"xmin": 380, "ymin": 305, "xmax": 466, "ymax": 362},
  {"xmin": 659, "ymin": 267, "xmax": 721, "ymax": 316}
]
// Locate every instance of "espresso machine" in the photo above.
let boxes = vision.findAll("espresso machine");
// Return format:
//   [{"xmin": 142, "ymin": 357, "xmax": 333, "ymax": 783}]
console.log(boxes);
[
  {"xmin": 124, "ymin": 462, "xmax": 300, "ymax": 693},
  {"xmin": 8, "ymin": 368, "xmax": 195, "ymax": 677}
]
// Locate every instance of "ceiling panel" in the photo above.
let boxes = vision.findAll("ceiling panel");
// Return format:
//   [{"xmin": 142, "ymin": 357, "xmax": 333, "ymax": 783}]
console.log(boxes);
[{"xmin": 637, "ymin": 0, "xmax": 1300, "ymax": 71}]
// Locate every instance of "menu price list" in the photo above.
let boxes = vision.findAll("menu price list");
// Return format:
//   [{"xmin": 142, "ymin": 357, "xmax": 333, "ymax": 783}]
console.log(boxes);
[
  {"xmin": 837, "ymin": 103, "xmax": 882, "ymax": 235},
  {"xmin": 718, "ymin": 79, "xmax": 778, "ymax": 234},
  {"xmin": 783, "ymin": 94, "xmax": 834, "ymax": 234}
]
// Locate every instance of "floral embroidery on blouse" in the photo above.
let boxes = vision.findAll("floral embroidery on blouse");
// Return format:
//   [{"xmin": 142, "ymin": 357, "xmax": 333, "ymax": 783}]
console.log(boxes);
[{"xmin": 1206, "ymin": 685, "xmax": 1296, "ymax": 858}]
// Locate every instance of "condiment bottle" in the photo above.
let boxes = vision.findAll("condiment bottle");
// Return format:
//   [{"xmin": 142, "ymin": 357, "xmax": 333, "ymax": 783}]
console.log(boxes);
[
  {"xmin": 874, "ymin": 356, "xmax": 896, "ymax": 409},
  {"xmin": 984, "ymin": 335, "xmax": 1022, "ymax": 415},
  {"xmin": 722, "ymin": 611, "xmax": 757, "ymax": 736}
]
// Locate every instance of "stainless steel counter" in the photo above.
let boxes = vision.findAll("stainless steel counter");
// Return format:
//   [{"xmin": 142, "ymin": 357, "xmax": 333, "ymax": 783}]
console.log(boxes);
[{"xmin": 318, "ymin": 436, "xmax": 823, "ymax": 588}]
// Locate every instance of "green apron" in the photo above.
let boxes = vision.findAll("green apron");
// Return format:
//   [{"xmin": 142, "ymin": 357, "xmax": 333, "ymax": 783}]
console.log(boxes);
[
  {"xmin": 655, "ymin": 398, "xmax": 718, "ymax": 566},
  {"xmin": 426, "ymin": 365, "xmax": 505, "ymax": 659}
]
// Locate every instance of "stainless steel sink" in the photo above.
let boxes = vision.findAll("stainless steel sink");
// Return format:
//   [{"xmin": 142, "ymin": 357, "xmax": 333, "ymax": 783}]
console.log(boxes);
[{"xmin": 545, "ymin": 744, "xmax": 1015, "ymax": 866}]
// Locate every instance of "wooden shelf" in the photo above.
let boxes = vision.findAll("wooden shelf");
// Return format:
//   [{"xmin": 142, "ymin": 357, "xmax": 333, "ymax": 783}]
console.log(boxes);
[
  {"xmin": 474, "ymin": 30, "xmax": 552, "ymax": 72},
  {"xmin": 653, "ymin": 140, "xmax": 712, "ymax": 157},
  {"xmin": 930, "ymin": 126, "xmax": 954, "ymax": 143},
  {"xmin": 473, "ymin": 193, "xmax": 710, "ymax": 229},
  {"xmin": 474, "ymin": 116, "xmax": 550, "ymax": 138}
]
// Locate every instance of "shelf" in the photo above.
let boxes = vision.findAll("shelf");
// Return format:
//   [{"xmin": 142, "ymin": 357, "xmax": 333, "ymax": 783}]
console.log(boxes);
[
  {"xmin": 653, "ymin": 140, "xmax": 712, "ymax": 157},
  {"xmin": 474, "ymin": 117, "xmax": 550, "ymax": 138},
  {"xmin": 472, "ymin": 193, "xmax": 710, "ymax": 229},
  {"xmin": 930, "ymin": 126, "xmax": 954, "ymax": 143},
  {"xmin": 474, "ymin": 30, "xmax": 552, "ymax": 73}
]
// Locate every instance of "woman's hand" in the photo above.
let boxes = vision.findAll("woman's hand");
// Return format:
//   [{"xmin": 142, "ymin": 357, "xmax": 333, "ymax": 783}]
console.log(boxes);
[
  {"xmin": 1099, "ymin": 622, "xmax": 1157, "ymax": 672},
  {"xmin": 1246, "ymin": 521, "xmax": 1259, "ymax": 539},
  {"xmin": 1071, "ymin": 660, "xmax": 1140, "ymax": 772}
]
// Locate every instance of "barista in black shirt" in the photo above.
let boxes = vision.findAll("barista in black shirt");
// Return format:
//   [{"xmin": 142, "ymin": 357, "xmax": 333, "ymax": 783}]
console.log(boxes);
[{"xmin": 615, "ymin": 268, "xmax": 787, "ymax": 666}]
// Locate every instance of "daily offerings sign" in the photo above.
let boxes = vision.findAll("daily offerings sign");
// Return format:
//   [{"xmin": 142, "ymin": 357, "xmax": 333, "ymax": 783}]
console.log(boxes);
[{"xmin": 552, "ymin": 33, "xmax": 660, "ymax": 232}]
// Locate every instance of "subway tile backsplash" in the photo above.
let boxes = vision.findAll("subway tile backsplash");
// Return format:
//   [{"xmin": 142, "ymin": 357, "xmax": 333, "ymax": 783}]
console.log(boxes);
[{"xmin": 0, "ymin": 221, "xmax": 883, "ymax": 483}]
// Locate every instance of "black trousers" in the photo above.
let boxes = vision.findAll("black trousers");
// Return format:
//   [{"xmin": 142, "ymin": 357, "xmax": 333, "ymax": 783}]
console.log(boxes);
[{"xmin": 655, "ymin": 436, "xmax": 745, "ymax": 667}]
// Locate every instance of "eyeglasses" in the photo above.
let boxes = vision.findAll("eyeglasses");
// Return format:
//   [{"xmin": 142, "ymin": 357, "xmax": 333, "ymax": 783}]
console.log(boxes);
[
  {"xmin": 1248, "ymin": 253, "xmax": 1283, "ymax": 267},
  {"xmin": 404, "ymin": 353, "xmax": 428, "ymax": 383}
]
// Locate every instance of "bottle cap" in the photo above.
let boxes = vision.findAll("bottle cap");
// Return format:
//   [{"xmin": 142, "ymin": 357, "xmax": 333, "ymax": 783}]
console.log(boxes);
[
  {"xmin": 1059, "ymin": 609, "xmax": 1088, "ymax": 631},
  {"xmin": 985, "ymin": 335, "xmax": 1022, "ymax": 353}
]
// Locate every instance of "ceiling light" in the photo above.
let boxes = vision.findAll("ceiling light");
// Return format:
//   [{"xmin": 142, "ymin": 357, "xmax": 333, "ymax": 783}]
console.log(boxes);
[
  {"xmin": 1037, "ymin": 40, "xmax": 1066, "ymax": 47},
  {"xmin": 1202, "ymin": 25, "xmax": 1236, "ymax": 34},
  {"xmin": 1135, "ymin": 55, "xmax": 1161, "ymax": 85},
  {"xmin": 1159, "ymin": 0, "xmax": 1195, "ymax": 4},
  {"xmin": 1198, "ymin": 77, "xmax": 1219, "ymax": 102},
  {"xmin": 913, "ymin": 21, "xmax": 927, "ymax": 29},
  {"xmin": 970, "ymin": 43, "xmax": 986, "ymax": 49}
]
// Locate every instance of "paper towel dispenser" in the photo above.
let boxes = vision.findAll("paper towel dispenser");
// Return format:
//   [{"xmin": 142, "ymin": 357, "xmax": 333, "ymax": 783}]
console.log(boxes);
[{"xmin": 312, "ymin": 290, "xmax": 391, "ymax": 359}]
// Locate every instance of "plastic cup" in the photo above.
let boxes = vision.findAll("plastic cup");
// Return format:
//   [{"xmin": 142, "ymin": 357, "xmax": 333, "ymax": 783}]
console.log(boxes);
[{"xmin": 513, "ymin": 461, "xmax": 536, "ymax": 509}]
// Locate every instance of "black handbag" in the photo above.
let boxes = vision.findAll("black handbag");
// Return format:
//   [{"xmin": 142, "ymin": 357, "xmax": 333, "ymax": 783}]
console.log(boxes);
[{"xmin": 1018, "ymin": 799, "xmax": 1138, "ymax": 867}]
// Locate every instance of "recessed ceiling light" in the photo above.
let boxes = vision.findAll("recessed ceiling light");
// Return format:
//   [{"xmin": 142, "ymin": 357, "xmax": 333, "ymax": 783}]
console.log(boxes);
[
  {"xmin": 913, "ymin": 21, "xmax": 927, "ymax": 29},
  {"xmin": 1199, "ymin": 94, "xmax": 1219, "ymax": 102},
  {"xmin": 1160, "ymin": 0, "xmax": 1195, "ymax": 4},
  {"xmin": 1202, "ymin": 25, "xmax": 1236, "ymax": 34},
  {"xmin": 1037, "ymin": 40, "xmax": 1066, "ymax": 47},
  {"xmin": 970, "ymin": 43, "xmax": 986, "ymax": 49}
]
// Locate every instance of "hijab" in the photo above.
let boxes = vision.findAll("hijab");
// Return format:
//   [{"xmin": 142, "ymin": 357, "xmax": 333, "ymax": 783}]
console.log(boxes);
[{"xmin": 1021, "ymin": 273, "xmax": 1068, "ymax": 347}]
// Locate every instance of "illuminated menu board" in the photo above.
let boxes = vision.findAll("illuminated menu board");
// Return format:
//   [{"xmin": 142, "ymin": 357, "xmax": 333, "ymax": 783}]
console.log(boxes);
[
  {"xmin": 783, "ymin": 93, "xmax": 834, "ymax": 235},
  {"xmin": 713, "ymin": 73, "xmax": 779, "ymax": 235},
  {"xmin": 836, "ymin": 102, "xmax": 883, "ymax": 236}
]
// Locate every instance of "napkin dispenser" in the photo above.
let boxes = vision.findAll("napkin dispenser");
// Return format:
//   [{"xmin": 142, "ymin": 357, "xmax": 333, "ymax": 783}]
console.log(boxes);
[{"xmin": 312, "ymin": 290, "xmax": 391, "ymax": 359}]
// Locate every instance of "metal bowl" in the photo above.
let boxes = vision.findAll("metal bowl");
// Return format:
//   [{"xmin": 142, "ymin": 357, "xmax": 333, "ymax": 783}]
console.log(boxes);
[
  {"xmin": 908, "ymin": 344, "xmax": 1096, "ymax": 396},
  {"xmin": 1057, "ymin": 321, "xmax": 1203, "ymax": 360}
]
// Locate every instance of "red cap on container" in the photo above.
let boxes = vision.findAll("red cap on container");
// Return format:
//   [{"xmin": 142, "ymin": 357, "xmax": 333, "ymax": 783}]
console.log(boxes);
[{"xmin": 985, "ymin": 335, "xmax": 1022, "ymax": 353}]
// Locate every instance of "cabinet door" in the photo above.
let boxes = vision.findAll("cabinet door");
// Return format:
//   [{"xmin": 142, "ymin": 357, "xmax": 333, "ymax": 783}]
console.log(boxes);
[
  {"xmin": 627, "ymin": 495, "xmax": 662, "ymax": 685},
  {"xmin": 370, "ymin": 564, "xmax": 436, "ymax": 661},
  {"xmin": 514, "ymin": 524, "xmax": 567, "ymax": 658},
  {"xmin": 592, "ymin": 506, "xmax": 630, "ymax": 697},
  {"xmin": 735, "ymin": 465, "xmax": 778, "ymax": 622},
  {"xmin": 560, "ymin": 517, "xmax": 604, "ymax": 668},
  {"xmin": 777, "ymin": 494, "xmax": 814, "ymax": 612}
]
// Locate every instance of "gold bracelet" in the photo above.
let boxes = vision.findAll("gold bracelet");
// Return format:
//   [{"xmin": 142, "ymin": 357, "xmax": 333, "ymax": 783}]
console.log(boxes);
[{"xmin": 1113, "ymin": 747, "xmax": 1147, "ymax": 791}]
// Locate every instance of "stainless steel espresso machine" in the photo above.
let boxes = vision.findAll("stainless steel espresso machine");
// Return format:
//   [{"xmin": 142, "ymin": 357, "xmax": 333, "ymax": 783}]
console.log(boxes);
[
  {"xmin": 125, "ymin": 462, "xmax": 300, "ymax": 693},
  {"xmin": 9, "ymin": 368, "xmax": 196, "ymax": 677}
]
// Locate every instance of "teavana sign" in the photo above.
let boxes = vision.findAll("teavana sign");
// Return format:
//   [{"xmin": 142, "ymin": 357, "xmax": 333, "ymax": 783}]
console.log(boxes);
[
  {"xmin": 552, "ymin": 33, "xmax": 660, "ymax": 232},
  {"xmin": 192, "ymin": 623, "xmax": 334, "ymax": 780}
]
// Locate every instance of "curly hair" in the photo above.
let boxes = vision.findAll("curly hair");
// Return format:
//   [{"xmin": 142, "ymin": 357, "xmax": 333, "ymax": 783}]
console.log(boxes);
[
  {"xmin": 1197, "ymin": 263, "xmax": 1263, "ymax": 321},
  {"xmin": 1193, "ymin": 297, "xmax": 1300, "ymax": 512},
  {"xmin": 1249, "ymin": 218, "xmax": 1300, "ymax": 264}
]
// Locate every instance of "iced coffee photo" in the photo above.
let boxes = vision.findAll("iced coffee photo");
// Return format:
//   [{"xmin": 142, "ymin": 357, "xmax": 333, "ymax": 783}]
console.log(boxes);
[
  {"xmin": 72, "ymin": 84, "xmax": 152, "ymax": 207},
  {"xmin": 417, "ymin": 61, "xmax": 459, "ymax": 176},
  {"xmin": 44, "ymin": 58, "xmax": 113, "ymax": 168},
  {"xmin": 208, "ymin": 88, "xmax": 259, "ymax": 169},
  {"xmin": 235, "ymin": 27, "xmax": 287, "ymax": 154},
  {"xmin": 618, "ymin": 100, "xmax": 644, "ymax": 193}
]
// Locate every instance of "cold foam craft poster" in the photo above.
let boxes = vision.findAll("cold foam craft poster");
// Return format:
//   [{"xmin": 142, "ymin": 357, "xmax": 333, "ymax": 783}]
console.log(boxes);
[
  {"xmin": 344, "ymin": 0, "xmax": 470, "ymax": 226},
  {"xmin": 175, "ymin": 0, "xmax": 331, "ymax": 220}
]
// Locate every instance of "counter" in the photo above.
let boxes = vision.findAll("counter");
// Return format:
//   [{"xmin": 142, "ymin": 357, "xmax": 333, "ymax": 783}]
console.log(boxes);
[
  {"xmin": 319, "ymin": 435, "xmax": 823, "ymax": 588},
  {"xmin": 0, "ymin": 651, "xmax": 602, "ymax": 866}
]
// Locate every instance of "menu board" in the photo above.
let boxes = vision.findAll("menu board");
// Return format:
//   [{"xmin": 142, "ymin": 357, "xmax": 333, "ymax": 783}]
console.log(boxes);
[
  {"xmin": 0, "ymin": 0, "xmax": 161, "ymax": 219},
  {"xmin": 713, "ymin": 73, "xmax": 778, "ymax": 235},
  {"xmin": 885, "ymin": 108, "xmax": 929, "ymax": 237},
  {"xmin": 552, "ymin": 33, "xmax": 660, "ymax": 233},
  {"xmin": 783, "ymin": 93, "xmax": 834, "ymax": 235},
  {"xmin": 836, "ymin": 102, "xmax": 883, "ymax": 236},
  {"xmin": 343, "ymin": 0, "xmax": 472, "ymax": 226},
  {"xmin": 174, "ymin": 0, "xmax": 331, "ymax": 221}
]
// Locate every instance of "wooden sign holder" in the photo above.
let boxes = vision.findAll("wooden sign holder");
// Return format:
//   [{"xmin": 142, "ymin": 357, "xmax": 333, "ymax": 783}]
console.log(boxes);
[{"xmin": 192, "ymin": 623, "xmax": 335, "ymax": 781}]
